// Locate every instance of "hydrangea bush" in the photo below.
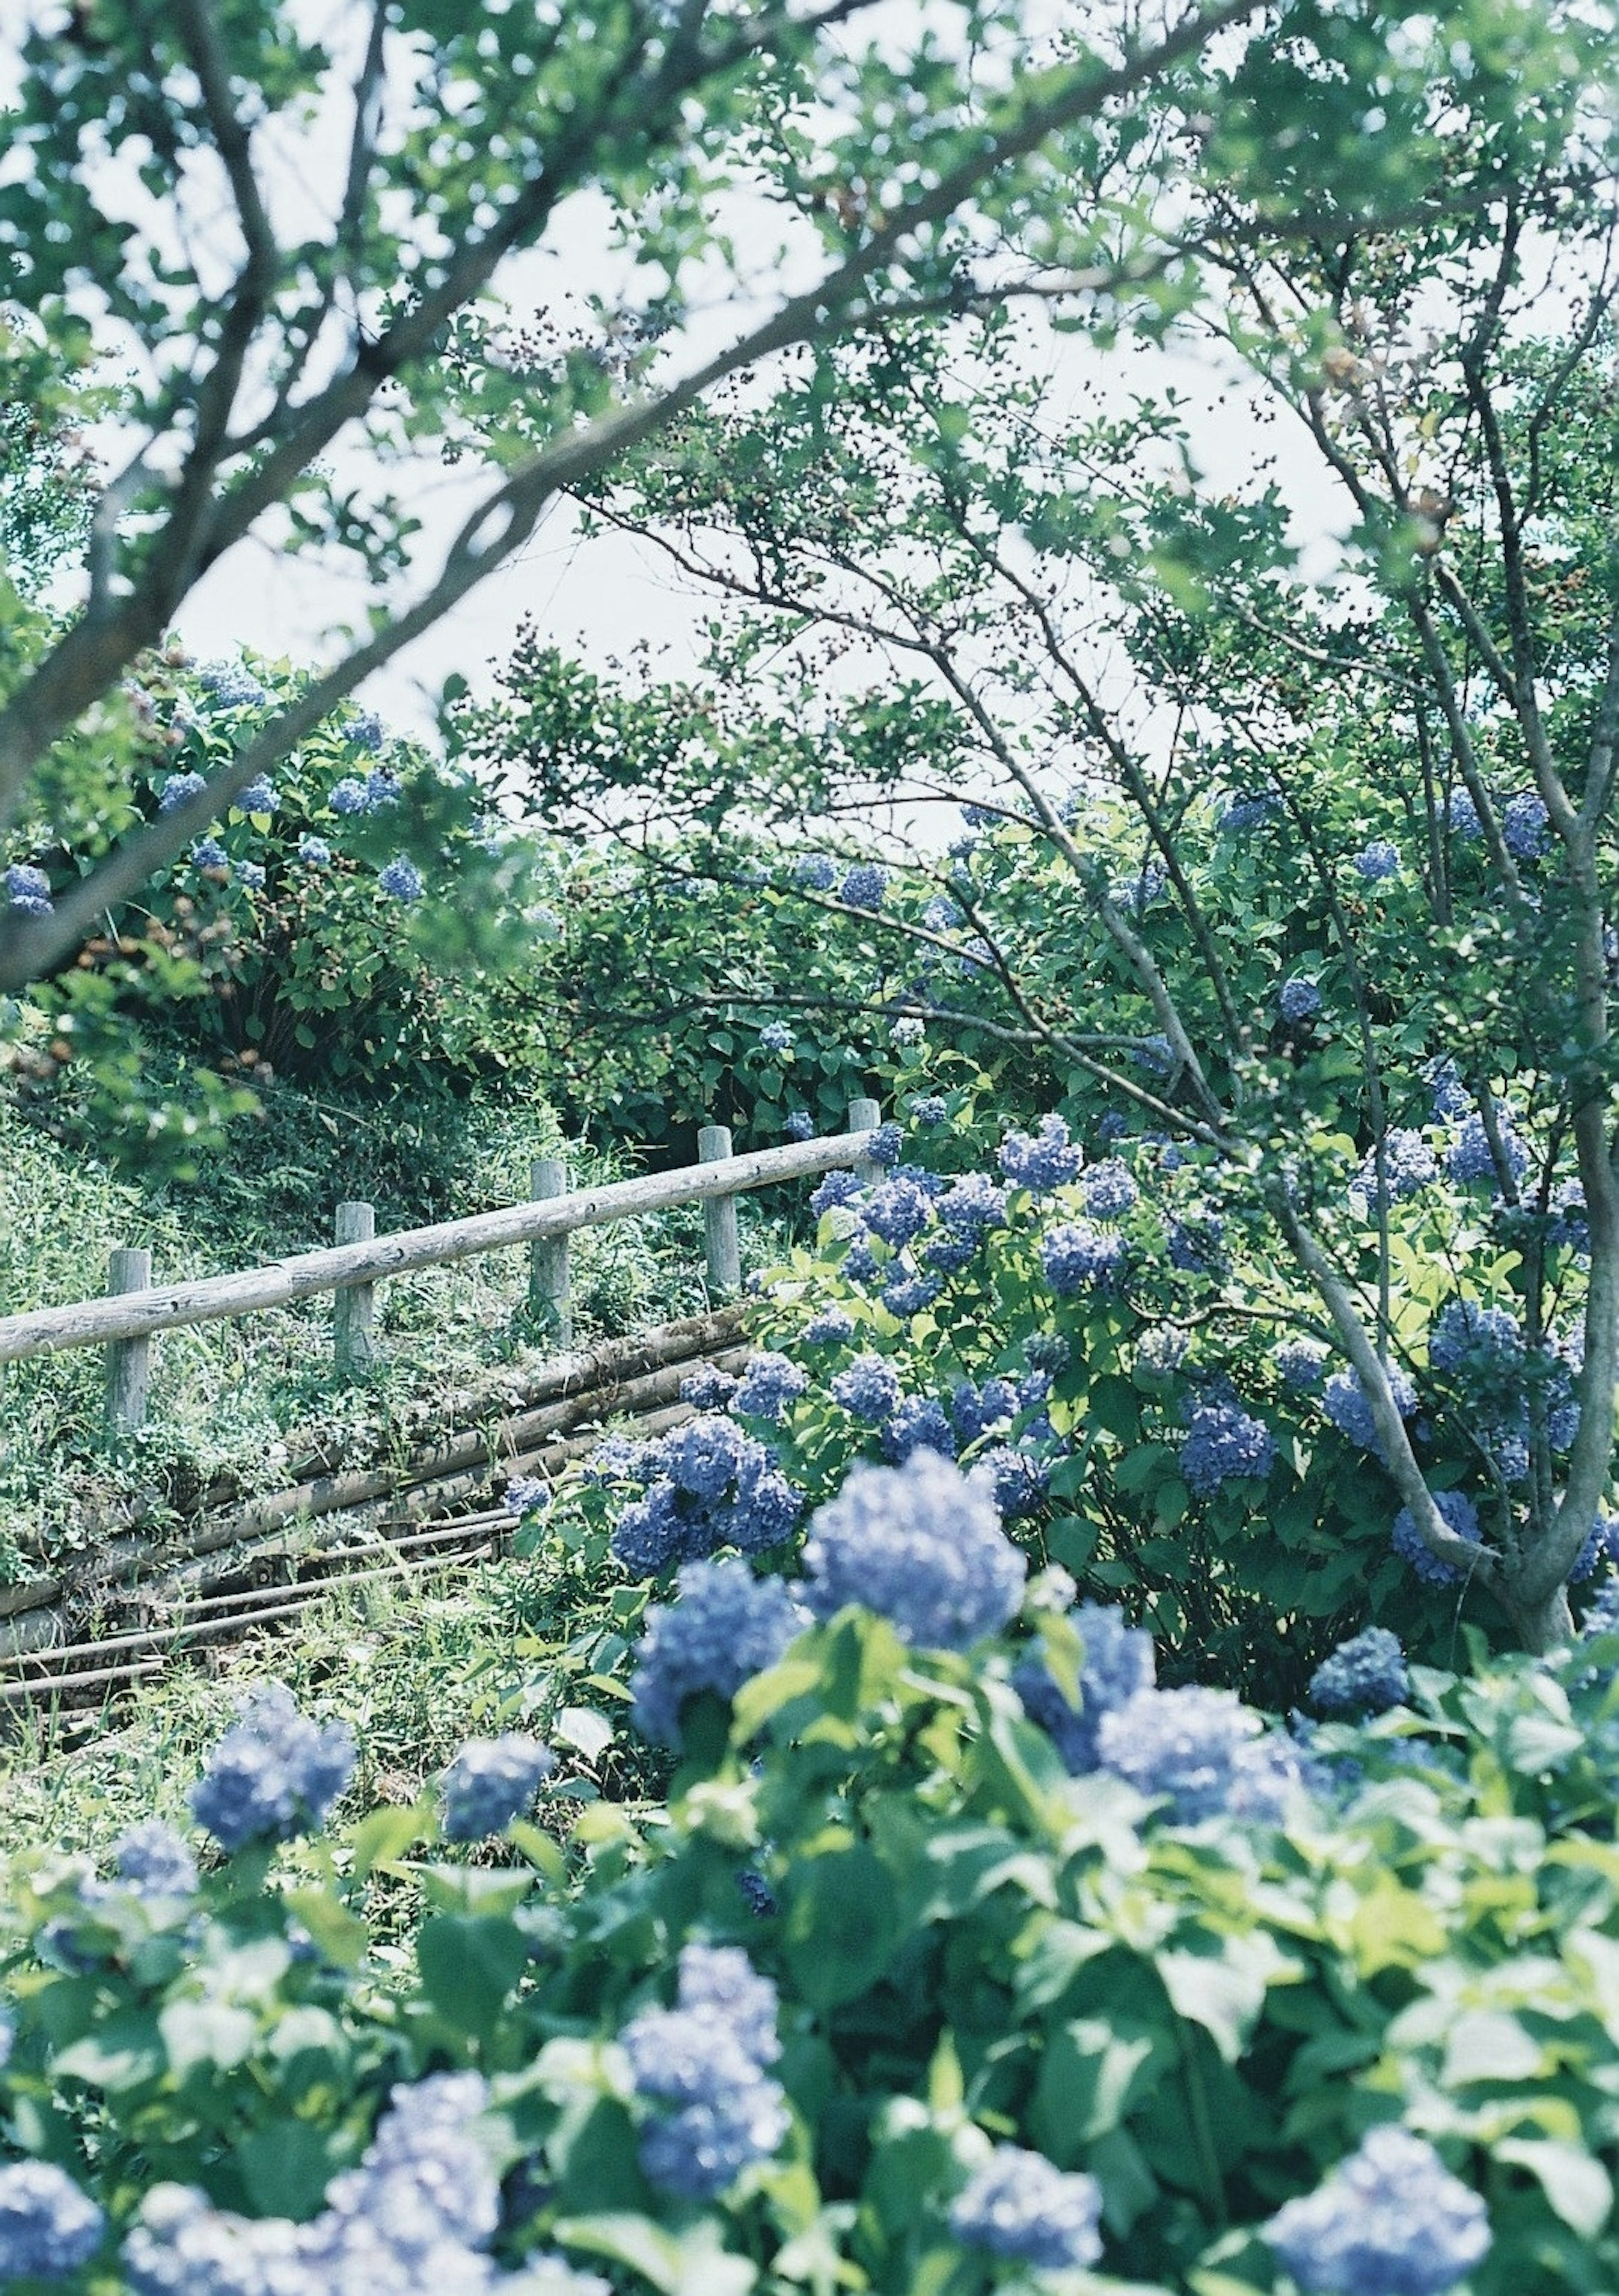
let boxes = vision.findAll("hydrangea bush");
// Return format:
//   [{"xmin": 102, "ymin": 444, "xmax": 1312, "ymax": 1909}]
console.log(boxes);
[{"xmin": 8, "ymin": 1480, "xmax": 1619, "ymax": 2293}]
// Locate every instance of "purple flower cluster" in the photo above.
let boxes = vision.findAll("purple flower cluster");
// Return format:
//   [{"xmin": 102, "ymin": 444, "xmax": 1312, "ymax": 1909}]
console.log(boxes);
[
  {"xmin": 1265, "ymin": 2124, "xmax": 1490, "ymax": 2296},
  {"xmin": 297, "ymin": 833, "xmax": 331, "ymax": 865},
  {"xmin": 108, "ymin": 1820, "xmax": 199, "ymax": 1903},
  {"xmin": 882, "ymin": 1273, "xmax": 942, "ymax": 1317},
  {"xmin": 800, "ymin": 1451, "xmax": 1026, "ymax": 1650},
  {"xmin": 1081, "ymin": 1157, "xmax": 1138, "ymax": 1221},
  {"xmin": 611, "ymin": 1415, "xmax": 802, "ymax": 1573},
  {"xmin": 759, "ymin": 1019, "xmax": 794, "ymax": 1055},
  {"xmin": 190, "ymin": 1681, "xmax": 355, "ymax": 1851},
  {"xmin": 191, "ymin": 837, "xmax": 227, "ymax": 870},
  {"xmin": 1428, "ymin": 1297, "xmax": 1523, "ymax": 1378},
  {"xmin": 1309, "ymin": 1628, "xmax": 1409, "ymax": 1717},
  {"xmin": 348, "ymin": 709, "xmax": 385, "ymax": 751},
  {"xmin": 1321, "ymin": 1364, "xmax": 1417, "ymax": 1453},
  {"xmin": 1354, "ymin": 1129, "xmax": 1437, "ymax": 1203},
  {"xmin": 1180, "ymin": 1401, "xmax": 1275, "ymax": 1496},
  {"xmin": 440, "ymin": 1734, "xmax": 555, "ymax": 1841},
  {"xmin": 1041, "ymin": 1221, "xmax": 1126, "ymax": 1294},
  {"xmin": 5, "ymin": 863, "xmax": 52, "ymax": 916},
  {"xmin": 795, "ymin": 852, "xmax": 837, "ymax": 891},
  {"xmin": 865, "ymin": 1120, "xmax": 905, "ymax": 1168},
  {"xmin": 1274, "ymin": 1337, "xmax": 1330, "ymax": 1390},
  {"xmin": 1445, "ymin": 1111, "xmax": 1528, "ymax": 1188},
  {"xmin": 912, "ymin": 1094, "xmax": 947, "ymax": 1126},
  {"xmin": 236, "ymin": 774, "xmax": 277, "ymax": 813},
  {"xmin": 0, "ymin": 2161, "xmax": 104, "ymax": 2280},
  {"xmin": 629, "ymin": 1559, "xmax": 807, "ymax": 1747},
  {"xmin": 1097, "ymin": 1685, "xmax": 1302, "ymax": 1822},
  {"xmin": 999, "ymin": 1114, "xmax": 1083, "ymax": 1194},
  {"xmin": 832, "ymin": 1353, "xmax": 903, "ymax": 1423},
  {"xmin": 864, "ymin": 1173, "xmax": 935, "ymax": 1247},
  {"xmin": 979, "ymin": 1444, "xmax": 1050, "ymax": 1519},
  {"xmin": 811, "ymin": 1168, "xmax": 864, "ymax": 1217},
  {"xmin": 949, "ymin": 1376, "xmax": 1019, "ymax": 1448},
  {"xmin": 1502, "ymin": 789, "xmax": 1550, "ymax": 860},
  {"xmin": 1279, "ymin": 975, "xmax": 1322, "ymax": 1023},
  {"xmin": 881, "ymin": 1394, "xmax": 957, "ymax": 1461},
  {"xmin": 1391, "ymin": 1488, "xmax": 1482, "ymax": 1586},
  {"xmin": 1446, "ymin": 787, "xmax": 1483, "ymax": 841},
  {"xmin": 731, "ymin": 1351, "xmax": 809, "ymax": 1424},
  {"xmin": 1167, "ymin": 1213, "xmax": 1224, "ymax": 1273},
  {"xmin": 949, "ymin": 2145, "xmax": 1103, "ymax": 2271},
  {"xmin": 680, "ymin": 1362, "xmax": 738, "ymax": 1410},
  {"xmin": 802, "ymin": 1306, "xmax": 855, "ymax": 1346},
  {"xmin": 1014, "ymin": 1601, "xmax": 1155, "ymax": 1772},
  {"xmin": 783, "ymin": 1108, "xmax": 815, "ymax": 1141},
  {"xmin": 622, "ymin": 1945, "xmax": 788, "ymax": 2199},
  {"xmin": 840, "ymin": 862, "xmax": 888, "ymax": 910},
  {"xmin": 235, "ymin": 860, "xmax": 266, "ymax": 890},
  {"xmin": 379, "ymin": 856, "xmax": 424, "ymax": 902},
  {"xmin": 158, "ymin": 770, "xmax": 208, "ymax": 814},
  {"xmin": 1426, "ymin": 1058, "xmax": 1473, "ymax": 1121},
  {"xmin": 1353, "ymin": 840, "xmax": 1401, "ymax": 881},
  {"xmin": 1221, "ymin": 791, "xmax": 1278, "ymax": 832},
  {"xmin": 199, "ymin": 661, "xmax": 268, "ymax": 709}
]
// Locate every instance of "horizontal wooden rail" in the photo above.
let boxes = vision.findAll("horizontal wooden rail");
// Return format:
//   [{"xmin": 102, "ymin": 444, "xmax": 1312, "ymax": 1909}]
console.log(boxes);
[{"xmin": 0, "ymin": 1128, "xmax": 869, "ymax": 1367}]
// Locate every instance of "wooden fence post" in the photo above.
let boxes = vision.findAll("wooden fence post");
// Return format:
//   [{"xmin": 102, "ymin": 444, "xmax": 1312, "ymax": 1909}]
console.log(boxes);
[
  {"xmin": 332, "ymin": 1202, "xmax": 376, "ymax": 1374},
  {"xmin": 104, "ymin": 1248, "xmax": 152, "ymax": 1436},
  {"xmin": 848, "ymin": 1097, "xmax": 882, "ymax": 1182},
  {"xmin": 528, "ymin": 1157, "xmax": 572, "ymax": 1346},
  {"xmin": 698, "ymin": 1122, "xmax": 742, "ymax": 1296}
]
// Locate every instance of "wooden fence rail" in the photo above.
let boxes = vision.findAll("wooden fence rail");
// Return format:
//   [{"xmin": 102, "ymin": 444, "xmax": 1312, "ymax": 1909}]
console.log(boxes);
[{"xmin": 0, "ymin": 1115, "xmax": 877, "ymax": 1427}]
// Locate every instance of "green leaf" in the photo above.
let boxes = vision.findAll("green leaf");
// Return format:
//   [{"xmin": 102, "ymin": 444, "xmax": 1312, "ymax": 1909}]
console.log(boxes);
[
  {"xmin": 416, "ymin": 1914, "xmax": 528, "ymax": 2039},
  {"xmin": 782, "ymin": 1844, "xmax": 899, "ymax": 2009},
  {"xmin": 283, "ymin": 1887, "xmax": 369, "ymax": 1970},
  {"xmin": 159, "ymin": 2000, "xmax": 258, "ymax": 2081},
  {"xmin": 349, "ymin": 1801, "xmax": 433, "ymax": 1879},
  {"xmin": 1495, "ymin": 2139, "xmax": 1612, "ymax": 2236},
  {"xmin": 555, "ymin": 2215, "xmax": 756, "ymax": 2296},
  {"xmin": 237, "ymin": 2120, "xmax": 346, "ymax": 2219}
]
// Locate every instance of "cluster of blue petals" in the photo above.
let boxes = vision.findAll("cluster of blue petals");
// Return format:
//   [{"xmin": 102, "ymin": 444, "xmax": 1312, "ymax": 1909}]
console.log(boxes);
[
  {"xmin": 1264, "ymin": 2124, "xmax": 1490, "ymax": 2296},
  {"xmin": 949, "ymin": 2145, "xmax": 1103, "ymax": 2271},
  {"xmin": 622, "ymin": 1945, "xmax": 788, "ymax": 2199},
  {"xmin": 1309, "ymin": 1628, "xmax": 1409, "ymax": 1717},
  {"xmin": 190, "ymin": 1682, "xmax": 355, "ymax": 1851},
  {"xmin": 1391, "ymin": 1488, "xmax": 1482, "ymax": 1586},
  {"xmin": 629, "ymin": 1560, "xmax": 807, "ymax": 1748},
  {"xmin": 1179, "ymin": 1401, "xmax": 1275, "ymax": 1496},
  {"xmin": 5, "ymin": 862, "xmax": 52, "ymax": 915},
  {"xmin": 440, "ymin": 1735, "xmax": 555, "ymax": 1841},
  {"xmin": 610, "ymin": 1415, "xmax": 803, "ymax": 1573},
  {"xmin": 800, "ymin": 1451, "xmax": 1025, "ymax": 1649},
  {"xmin": 999, "ymin": 1114, "xmax": 1083, "ymax": 1193}
]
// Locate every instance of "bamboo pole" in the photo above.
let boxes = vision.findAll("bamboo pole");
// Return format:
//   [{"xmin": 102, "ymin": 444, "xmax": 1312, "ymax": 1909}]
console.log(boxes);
[{"xmin": 0, "ymin": 1132, "xmax": 866, "ymax": 1365}]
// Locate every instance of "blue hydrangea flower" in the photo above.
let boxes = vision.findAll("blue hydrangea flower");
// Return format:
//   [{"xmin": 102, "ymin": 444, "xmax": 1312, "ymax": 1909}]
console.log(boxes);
[
  {"xmin": 999, "ymin": 1113, "xmax": 1083, "ymax": 1193},
  {"xmin": 1322, "ymin": 1364, "xmax": 1417, "ymax": 1453},
  {"xmin": 379, "ymin": 856, "xmax": 424, "ymax": 902},
  {"xmin": 864, "ymin": 1173, "xmax": 935, "ymax": 1247},
  {"xmin": 1116, "ymin": 860, "xmax": 1169, "ymax": 915},
  {"xmin": 190, "ymin": 837, "xmax": 227, "ymax": 870},
  {"xmin": 1310, "ymin": 1628, "xmax": 1409, "ymax": 1717},
  {"xmin": 881, "ymin": 1394, "xmax": 957, "ymax": 1461},
  {"xmin": 832, "ymin": 1353, "xmax": 903, "ymax": 1422},
  {"xmin": 1080, "ymin": 1156, "xmax": 1138, "ymax": 1221},
  {"xmin": 348, "ymin": 709, "xmax": 385, "ymax": 751},
  {"xmin": 912, "ymin": 1094, "xmax": 947, "ymax": 1125},
  {"xmin": 237, "ymin": 775, "xmax": 277, "ymax": 813},
  {"xmin": 1445, "ymin": 1111, "xmax": 1529, "ymax": 1188},
  {"xmin": 794, "ymin": 853, "xmax": 837, "ymax": 891},
  {"xmin": 506, "ymin": 1475, "xmax": 549, "ymax": 1518},
  {"xmin": 1168, "ymin": 1212, "xmax": 1224, "ymax": 1273},
  {"xmin": 1426, "ymin": 1058, "xmax": 1473, "ymax": 1121},
  {"xmin": 365, "ymin": 768, "xmax": 402, "ymax": 806},
  {"xmin": 680, "ymin": 1363, "xmax": 738, "ymax": 1410},
  {"xmin": 783, "ymin": 1108, "xmax": 815, "ymax": 1141},
  {"xmin": 298, "ymin": 834, "xmax": 331, "ymax": 865},
  {"xmin": 1134, "ymin": 1033, "xmax": 1175, "ymax": 1077},
  {"xmin": 190, "ymin": 1681, "xmax": 355, "ymax": 1851},
  {"xmin": 811, "ymin": 1169, "xmax": 864, "ymax": 1217},
  {"xmin": 159, "ymin": 770, "xmax": 208, "ymax": 813},
  {"xmin": 1354, "ymin": 1129, "xmax": 1437, "ymax": 1203},
  {"xmin": 112, "ymin": 1820, "xmax": 199, "ymax": 1900},
  {"xmin": 803, "ymin": 1307, "xmax": 855, "ymax": 1346},
  {"xmin": 234, "ymin": 859, "xmax": 266, "ymax": 890},
  {"xmin": 0, "ymin": 2161, "xmax": 104, "ymax": 2280},
  {"xmin": 1180, "ymin": 1401, "xmax": 1275, "ymax": 1496},
  {"xmin": 1014, "ymin": 1602, "xmax": 1156, "ymax": 1773},
  {"xmin": 1547, "ymin": 1177, "xmax": 1589, "ymax": 1252},
  {"xmin": 1137, "ymin": 1324, "xmax": 1189, "ymax": 1375},
  {"xmin": 949, "ymin": 2145, "xmax": 1103, "ymax": 2271},
  {"xmin": 864, "ymin": 1120, "xmax": 904, "ymax": 1168},
  {"xmin": 629, "ymin": 1560, "xmax": 807, "ymax": 1747},
  {"xmin": 1220, "ymin": 791, "xmax": 1278, "ymax": 833},
  {"xmin": 1502, "ymin": 789, "xmax": 1550, "ymax": 860},
  {"xmin": 623, "ymin": 2007, "xmax": 788, "ymax": 2200},
  {"xmin": 882, "ymin": 1273, "xmax": 943, "ymax": 1317},
  {"xmin": 1265, "ymin": 2124, "xmax": 1490, "ymax": 2296},
  {"xmin": 1041, "ymin": 1221, "xmax": 1126, "ymax": 1294},
  {"xmin": 979, "ymin": 1445, "xmax": 1050, "ymax": 1520},
  {"xmin": 330, "ymin": 775, "xmax": 371, "ymax": 814},
  {"xmin": 949, "ymin": 1376, "xmax": 1018, "ymax": 1448},
  {"xmin": 800, "ymin": 1451, "xmax": 1026, "ymax": 1650},
  {"xmin": 840, "ymin": 862, "xmax": 887, "ymax": 910},
  {"xmin": 1025, "ymin": 1333, "xmax": 1072, "ymax": 1375},
  {"xmin": 1353, "ymin": 840, "xmax": 1401, "ymax": 881},
  {"xmin": 934, "ymin": 1172, "xmax": 1008, "ymax": 1240},
  {"xmin": 658, "ymin": 1414, "xmax": 756, "ymax": 1502},
  {"xmin": 844, "ymin": 1238, "xmax": 880, "ymax": 1284},
  {"xmin": 674, "ymin": 1942, "xmax": 782, "ymax": 2062},
  {"xmin": 1097, "ymin": 1685, "xmax": 1299, "ymax": 1822},
  {"xmin": 922, "ymin": 894, "xmax": 961, "ymax": 931},
  {"xmin": 890, "ymin": 1015, "xmax": 926, "ymax": 1048},
  {"xmin": 1274, "ymin": 1337, "xmax": 1330, "ymax": 1389},
  {"xmin": 5, "ymin": 862, "xmax": 53, "ymax": 915},
  {"xmin": 1446, "ymin": 788, "xmax": 1483, "ymax": 842},
  {"xmin": 1279, "ymin": 975, "xmax": 1322, "ymax": 1023},
  {"xmin": 1428, "ymin": 1297, "xmax": 1523, "ymax": 1378},
  {"xmin": 199, "ymin": 661, "xmax": 268, "ymax": 709},
  {"xmin": 1391, "ymin": 1488, "xmax": 1482, "ymax": 1586},
  {"xmin": 759, "ymin": 1019, "xmax": 794, "ymax": 1055},
  {"xmin": 440, "ymin": 1734, "xmax": 555, "ymax": 1841},
  {"xmin": 1571, "ymin": 1513, "xmax": 1618, "ymax": 1583},
  {"xmin": 731, "ymin": 1351, "xmax": 809, "ymax": 1424}
]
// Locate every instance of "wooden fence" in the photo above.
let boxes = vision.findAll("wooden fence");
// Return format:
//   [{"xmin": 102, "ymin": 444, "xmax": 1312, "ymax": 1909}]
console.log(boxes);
[{"xmin": 0, "ymin": 1099, "xmax": 882, "ymax": 1432}]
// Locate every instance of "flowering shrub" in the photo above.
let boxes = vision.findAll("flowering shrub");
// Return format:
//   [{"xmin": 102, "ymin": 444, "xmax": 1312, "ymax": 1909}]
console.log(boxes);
[{"xmin": 8, "ymin": 1490, "xmax": 1619, "ymax": 2292}]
